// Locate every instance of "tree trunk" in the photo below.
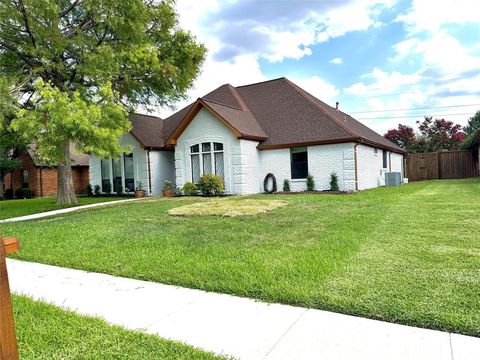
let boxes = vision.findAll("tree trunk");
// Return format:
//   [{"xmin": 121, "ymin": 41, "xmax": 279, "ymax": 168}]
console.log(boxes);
[{"xmin": 56, "ymin": 143, "xmax": 77, "ymax": 205}]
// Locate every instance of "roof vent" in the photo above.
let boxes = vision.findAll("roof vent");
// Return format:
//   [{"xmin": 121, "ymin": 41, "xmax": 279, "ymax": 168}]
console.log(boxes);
[{"xmin": 336, "ymin": 101, "xmax": 339, "ymax": 110}]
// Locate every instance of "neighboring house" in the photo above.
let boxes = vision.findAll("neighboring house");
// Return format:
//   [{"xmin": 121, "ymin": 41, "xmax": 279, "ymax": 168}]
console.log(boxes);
[
  {"xmin": 89, "ymin": 77, "xmax": 406, "ymax": 195},
  {"xmin": 4, "ymin": 144, "xmax": 89, "ymax": 197}
]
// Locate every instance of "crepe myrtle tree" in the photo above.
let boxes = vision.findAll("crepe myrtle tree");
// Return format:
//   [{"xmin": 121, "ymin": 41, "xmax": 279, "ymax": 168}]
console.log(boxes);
[{"xmin": 1, "ymin": 0, "xmax": 206, "ymax": 204}]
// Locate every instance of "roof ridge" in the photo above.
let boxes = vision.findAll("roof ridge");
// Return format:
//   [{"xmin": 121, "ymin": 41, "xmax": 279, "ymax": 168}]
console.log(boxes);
[
  {"xmin": 235, "ymin": 76, "xmax": 287, "ymax": 89},
  {"xmin": 284, "ymin": 78, "xmax": 358, "ymax": 138},
  {"xmin": 130, "ymin": 112, "xmax": 163, "ymax": 120},
  {"xmin": 226, "ymin": 84, "xmax": 247, "ymax": 111},
  {"xmin": 201, "ymin": 98, "xmax": 245, "ymax": 111}
]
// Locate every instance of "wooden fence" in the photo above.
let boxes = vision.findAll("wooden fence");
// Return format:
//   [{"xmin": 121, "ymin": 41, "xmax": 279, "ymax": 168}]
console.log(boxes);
[{"xmin": 406, "ymin": 150, "xmax": 478, "ymax": 182}]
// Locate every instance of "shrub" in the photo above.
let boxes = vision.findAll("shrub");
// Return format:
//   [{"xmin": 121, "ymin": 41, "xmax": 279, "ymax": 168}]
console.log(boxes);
[
  {"xmin": 3, "ymin": 188, "xmax": 14, "ymax": 200},
  {"xmin": 163, "ymin": 180, "xmax": 173, "ymax": 190},
  {"xmin": 283, "ymin": 179, "xmax": 291, "ymax": 192},
  {"xmin": 330, "ymin": 172, "xmax": 339, "ymax": 191},
  {"xmin": 116, "ymin": 187, "xmax": 123, "ymax": 196},
  {"xmin": 94, "ymin": 185, "xmax": 101, "ymax": 196},
  {"xmin": 182, "ymin": 182, "xmax": 197, "ymax": 196},
  {"xmin": 198, "ymin": 174, "xmax": 224, "ymax": 196},
  {"xmin": 15, "ymin": 188, "xmax": 33, "ymax": 199},
  {"xmin": 135, "ymin": 181, "xmax": 143, "ymax": 191},
  {"xmin": 104, "ymin": 182, "xmax": 112, "ymax": 194},
  {"xmin": 87, "ymin": 184, "xmax": 94, "ymax": 197},
  {"xmin": 306, "ymin": 174, "xmax": 315, "ymax": 191}
]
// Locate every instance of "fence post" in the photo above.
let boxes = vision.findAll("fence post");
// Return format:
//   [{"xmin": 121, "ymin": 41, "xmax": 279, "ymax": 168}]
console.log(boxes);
[{"xmin": 0, "ymin": 236, "xmax": 19, "ymax": 360}]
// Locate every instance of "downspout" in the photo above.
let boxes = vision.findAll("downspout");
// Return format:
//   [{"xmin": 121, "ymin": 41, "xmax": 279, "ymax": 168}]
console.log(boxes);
[
  {"xmin": 147, "ymin": 150, "xmax": 152, "ymax": 195},
  {"xmin": 354, "ymin": 144, "xmax": 359, "ymax": 191}
]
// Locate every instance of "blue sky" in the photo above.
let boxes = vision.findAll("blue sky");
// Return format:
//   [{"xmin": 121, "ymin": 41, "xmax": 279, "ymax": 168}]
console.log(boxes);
[{"xmin": 160, "ymin": 0, "xmax": 480, "ymax": 134}]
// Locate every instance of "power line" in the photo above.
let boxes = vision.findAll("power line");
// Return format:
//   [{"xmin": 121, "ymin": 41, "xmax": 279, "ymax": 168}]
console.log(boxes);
[
  {"xmin": 350, "ymin": 103, "xmax": 480, "ymax": 114},
  {"xmin": 357, "ymin": 112, "xmax": 473, "ymax": 120}
]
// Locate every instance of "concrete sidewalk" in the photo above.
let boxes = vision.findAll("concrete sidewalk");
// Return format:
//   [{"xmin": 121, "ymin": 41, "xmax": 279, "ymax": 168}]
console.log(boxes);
[
  {"xmin": 7, "ymin": 259, "xmax": 480, "ymax": 360},
  {"xmin": 0, "ymin": 198, "xmax": 144, "ymax": 223}
]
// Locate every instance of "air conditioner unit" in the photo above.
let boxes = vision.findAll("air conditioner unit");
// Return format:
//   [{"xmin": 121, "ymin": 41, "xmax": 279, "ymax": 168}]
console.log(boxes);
[{"xmin": 385, "ymin": 172, "xmax": 402, "ymax": 186}]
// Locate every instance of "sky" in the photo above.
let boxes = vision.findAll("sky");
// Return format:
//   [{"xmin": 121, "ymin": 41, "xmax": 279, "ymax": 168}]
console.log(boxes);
[{"xmin": 159, "ymin": 0, "xmax": 480, "ymax": 135}]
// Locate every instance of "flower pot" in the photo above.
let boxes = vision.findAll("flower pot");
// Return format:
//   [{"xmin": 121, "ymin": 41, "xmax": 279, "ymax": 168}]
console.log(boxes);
[
  {"xmin": 162, "ymin": 189, "xmax": 174, "ymax": 197},
  {"xmin": 134, "ymin": 190, "xmax": 145, "ymax": 198}
]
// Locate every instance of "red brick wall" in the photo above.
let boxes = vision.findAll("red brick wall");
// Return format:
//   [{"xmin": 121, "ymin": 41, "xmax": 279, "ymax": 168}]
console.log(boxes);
[{"xmin": 3, "ymin": 152, "xmax": 89, "ymax": 197}]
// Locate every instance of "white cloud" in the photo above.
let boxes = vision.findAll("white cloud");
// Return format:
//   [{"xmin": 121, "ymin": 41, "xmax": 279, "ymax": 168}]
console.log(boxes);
[
  {"xmin": 396, "ymin": 0, "xmax": 480, "ymax": 33},
  {"xmin": 329, "ymin": 57, "xmax": 343, "ymax": 64},
  {"xmin": 291, "ymin": 76, "xmax": 340, "ymax": 105}
]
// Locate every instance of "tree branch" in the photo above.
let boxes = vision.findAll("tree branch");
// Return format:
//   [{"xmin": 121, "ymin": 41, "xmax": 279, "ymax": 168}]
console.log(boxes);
[
  {"xmin": 16, "ymin": 0, "xmax": 37, "ymax": 48},
  {"xmin": 59, "ymin": 0, "xmax": 82, "ymax": 18}
]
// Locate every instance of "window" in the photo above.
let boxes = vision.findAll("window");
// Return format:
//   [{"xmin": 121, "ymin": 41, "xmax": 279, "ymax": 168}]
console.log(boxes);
[
  {"xmin": 190, "ymin": 142, "xmax": 224, "ymax": 183},
  {"xmin": 22, "ymin": 170, "xmax": 29, "ymax": 188},
  {"xmin": 101, "ymin": 159, "xmax": 111, "ymax": 192},
  {"xmin": 290, "ymin": 148, "xmax": 308, "ymax": 179},
  {"xmin": 124, "ymin": 153, "xmax": 134, "ymax": 192},
  {"xmin": 382, "ymin": 150, "xmax": 388, "ymax": 169},
  {"xmin": 112, "ymin": 157, "xmax": 122, "ymax": 193}
]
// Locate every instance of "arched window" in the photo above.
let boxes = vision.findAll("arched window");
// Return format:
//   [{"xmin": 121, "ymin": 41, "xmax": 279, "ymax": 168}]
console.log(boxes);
[
  {"xmin": 22, "ymin": 169, "xmax": 29, "ymax": 188},
  {"xmin": 190, "ymin": 142, "xmax": 224, "ymax": 183}
]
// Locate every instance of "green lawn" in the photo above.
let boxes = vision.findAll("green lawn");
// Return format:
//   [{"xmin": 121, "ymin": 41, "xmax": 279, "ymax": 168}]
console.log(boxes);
[
  {"xmin": 3, "ymin": 179, "xmax": 480, "ymax": 336},
  {"xmin": 0, "ymin": 196, "xmax": 123, "ymax": 220},
  {"xmin": 13, "ymin": 295, "xmax": 221, "ymax": 359}
]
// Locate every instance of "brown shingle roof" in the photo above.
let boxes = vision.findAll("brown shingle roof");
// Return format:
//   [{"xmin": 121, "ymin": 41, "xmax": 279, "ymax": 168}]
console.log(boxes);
[
  {"xmin": 129, "ymin": 113, "xmax": 166, "ymax": 149},
  {"xmin": 160, "ymin": 77, "xmax": 405, "ymax": 153},
  {"xmin": 27, "ymin": 143, "xmax": 89, "ymax": 167}
]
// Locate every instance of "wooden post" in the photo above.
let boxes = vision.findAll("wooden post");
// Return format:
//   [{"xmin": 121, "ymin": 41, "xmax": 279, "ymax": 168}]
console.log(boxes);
[{"xmin": 0, "ymin": 236, "xmax": 19, "ymax": 360}]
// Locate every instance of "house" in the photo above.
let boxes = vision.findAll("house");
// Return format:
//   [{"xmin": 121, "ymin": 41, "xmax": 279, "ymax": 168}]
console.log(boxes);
[
  {"xmin": 89, "ymin": 77, "xmax": 405, "ymax": 195},
  {"xmin": 4, "ymin": 144, "xmax": 89, "ymax": 197}
]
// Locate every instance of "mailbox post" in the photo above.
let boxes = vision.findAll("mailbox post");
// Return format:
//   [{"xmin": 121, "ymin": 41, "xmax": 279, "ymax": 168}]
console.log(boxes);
[{"xmin": 0, "ymin": 236, "xmax": 19, "ymax": 360}]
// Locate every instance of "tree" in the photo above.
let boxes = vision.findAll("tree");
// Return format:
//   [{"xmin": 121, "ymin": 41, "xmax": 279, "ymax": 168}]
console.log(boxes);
[
  {"xmin": 384, "ymin": 117, "xmax": 466, "ymax": 153},
  {"xmin": 384, "ymin": 124, "xmax": 417, "ymax": 153},
  {"xmin": 417, "ymin": 117, "xmax": 465, "ymax": 152},
  {"xmin": 0, "ymin": 80, "xmax": 22, "ymax": 198},
  {"xmin": 1, "ymin": 0, "xmax": 206, "ymax": 204},
  {"xmin": 463, "ymin": 111, "xmax": 480, "ymax": 136},
  {"xmin": 462, "ymin": 110, "xmax": 480, "ymax": 148}
]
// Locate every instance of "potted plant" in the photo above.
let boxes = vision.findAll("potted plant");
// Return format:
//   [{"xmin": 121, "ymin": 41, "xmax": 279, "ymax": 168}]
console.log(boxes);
[
  {"xmin": 162, "ymin": 180, "xmax": 174, "ymax": 197},
  {"xmin": 134, "ymin": 180, "xmax": 145, "ymax": 198}
]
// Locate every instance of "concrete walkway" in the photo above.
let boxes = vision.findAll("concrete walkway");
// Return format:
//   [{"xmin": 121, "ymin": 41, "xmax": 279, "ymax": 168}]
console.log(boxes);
[
  {"xmin": 0, "ymin": 198, "xmax": 144, "ymax": 223},
  {"xmin": 7, "ymin": 259, "xmax": 480, "ymax": 360}
]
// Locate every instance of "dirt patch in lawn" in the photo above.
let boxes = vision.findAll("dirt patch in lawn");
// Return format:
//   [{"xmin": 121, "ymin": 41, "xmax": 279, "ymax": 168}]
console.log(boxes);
[{"xmin": 168, "ymin": 199, "xmax": 288, "ymax": 217}]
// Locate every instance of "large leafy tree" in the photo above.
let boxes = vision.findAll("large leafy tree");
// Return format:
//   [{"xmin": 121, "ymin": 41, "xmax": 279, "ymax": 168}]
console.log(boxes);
[
  {"xmin": 0, "ymin": 0, "xmax": 206, "ymax": 204},
  {"xmin": 462, "ymin": 110, "xmax": 480, "ymax": 148}
]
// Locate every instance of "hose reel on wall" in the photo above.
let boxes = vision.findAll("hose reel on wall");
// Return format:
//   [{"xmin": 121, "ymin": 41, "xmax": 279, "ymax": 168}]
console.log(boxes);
[{"xmin": 263, "ymin": 173, "xmax": 277, "ymax": 194}]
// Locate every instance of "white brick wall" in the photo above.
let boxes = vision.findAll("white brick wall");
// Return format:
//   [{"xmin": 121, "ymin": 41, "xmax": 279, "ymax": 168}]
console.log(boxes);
[
  {"xmin": 150, "ymin": 150, "xmax": 175, "ymax": 195},
  {"xmin": 260, "ymin": 143, "xmax": 356, "ymax": 192},
  {"xmin": 175, "ymin": 108, "xmax": 240, "ymax": 193},
  {"xmin": 356, "ymin": 144, "xmax": 404, "ymax": 190}
]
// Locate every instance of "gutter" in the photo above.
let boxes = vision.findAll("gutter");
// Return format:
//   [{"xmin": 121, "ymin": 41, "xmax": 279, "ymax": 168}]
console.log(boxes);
[
  {"xmin": 354, "ymin": 144, "xmax": 359, "ymax": 191},
  {"xmin": 147, "ymin": 150, "xmax": 152, "ymax": 195}
]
